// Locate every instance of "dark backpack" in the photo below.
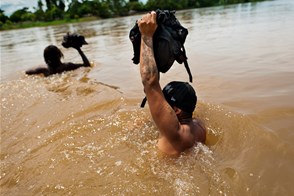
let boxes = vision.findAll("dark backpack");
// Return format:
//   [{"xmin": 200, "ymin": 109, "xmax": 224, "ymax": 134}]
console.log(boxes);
[{"xmin": 129, "ymin": 10, "xmax": 192, "ymax": 107}]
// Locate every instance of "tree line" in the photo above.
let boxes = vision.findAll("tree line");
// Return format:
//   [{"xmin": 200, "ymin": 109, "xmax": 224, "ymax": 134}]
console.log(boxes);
[{"xmin": 0, "ymin": 0, "xmax": 264, "ymax": 30}]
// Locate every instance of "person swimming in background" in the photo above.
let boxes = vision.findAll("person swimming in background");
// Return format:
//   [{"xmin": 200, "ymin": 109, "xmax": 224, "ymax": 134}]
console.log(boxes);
[
  {"xmin": 137, "ymin": 11, "xmax": 206, "ymax": 155},
  {"xmin": 26, "ymin": 41, "xmax": 90, "ymax": 76}
]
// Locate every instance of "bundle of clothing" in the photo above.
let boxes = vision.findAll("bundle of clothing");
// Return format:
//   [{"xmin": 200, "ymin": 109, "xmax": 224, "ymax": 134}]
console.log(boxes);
[{"xmin": 62, "ymin": 32, "xmax": 88, "ymax": 48}]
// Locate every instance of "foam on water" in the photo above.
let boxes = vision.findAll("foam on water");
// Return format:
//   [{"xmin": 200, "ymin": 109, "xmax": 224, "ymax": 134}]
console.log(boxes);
[{"xmin": 0, "ymin": 72, "xmax": 253, "ymax": 195}]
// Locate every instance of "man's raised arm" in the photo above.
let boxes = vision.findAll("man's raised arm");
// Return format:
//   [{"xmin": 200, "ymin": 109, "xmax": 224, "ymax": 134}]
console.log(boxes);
[{"xmin": 138, "ymin": 12, "xmax": 181, "ymax": 142}]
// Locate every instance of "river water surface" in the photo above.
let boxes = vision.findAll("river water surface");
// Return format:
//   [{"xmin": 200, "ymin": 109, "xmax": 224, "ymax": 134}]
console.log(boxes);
[{"xmin": 1, "ymin": 0, "xmax": 294, "ymax": 195}]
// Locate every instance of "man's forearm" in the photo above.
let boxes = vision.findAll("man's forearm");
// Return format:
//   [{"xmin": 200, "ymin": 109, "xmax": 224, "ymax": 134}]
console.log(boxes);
[
  {"xmin": 77, "ymin": 48, "xmax": 90, "ymax": 67},
  {"xmin": 140, "ymin": 35, "xmax": 158, "ymax": 87}
]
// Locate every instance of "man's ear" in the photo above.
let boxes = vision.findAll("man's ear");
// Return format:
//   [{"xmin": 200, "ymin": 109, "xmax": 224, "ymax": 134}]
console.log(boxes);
[{"xmin": 173, "ymin": 106, "xmax": 182, "ymax": 115}]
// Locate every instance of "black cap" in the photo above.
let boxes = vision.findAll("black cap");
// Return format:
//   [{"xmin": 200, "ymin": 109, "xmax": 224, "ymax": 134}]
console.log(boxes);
[{"xmin": 162, "ymin": 81, "xmax": 197, "ymax": 114}]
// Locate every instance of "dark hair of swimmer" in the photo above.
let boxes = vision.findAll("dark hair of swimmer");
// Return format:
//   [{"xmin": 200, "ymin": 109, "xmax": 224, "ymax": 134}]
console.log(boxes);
[{"xmin": 43, "ymin": 45, "xmax": 64, "ymax": 68}]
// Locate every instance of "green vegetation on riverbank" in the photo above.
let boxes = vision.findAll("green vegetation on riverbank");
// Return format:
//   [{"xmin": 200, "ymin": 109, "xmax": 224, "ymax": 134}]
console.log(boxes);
[
  {"xmin": 1, "ymin": 16, "xmax": 99, "ymax": 30},
  {"xmin": 0, "ymin": 0, "xmax": 266, "ymax": 31}
]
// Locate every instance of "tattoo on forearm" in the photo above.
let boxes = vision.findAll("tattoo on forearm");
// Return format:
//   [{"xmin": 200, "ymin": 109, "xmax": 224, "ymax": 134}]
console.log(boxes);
[
  {"xmin": 142, "ymin": 36, "xmax": 153, "ymax": 47},
  {"xmin": 141, "ymin": 36, "xmax": 158, "ymax": 78}
]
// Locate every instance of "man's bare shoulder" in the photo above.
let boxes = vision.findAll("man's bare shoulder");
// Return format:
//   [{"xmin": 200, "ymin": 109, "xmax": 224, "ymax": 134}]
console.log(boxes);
[
  {"xmin": 177, "ymin": 123, "xmax": 197, "ymax": 151},
  {"xmin": 158, "ymin": 120, "xmax": 206, "ymax": 155},
  {"xmin": 192, "ymin": 118, "xmax": 206, "ymax": 143}
]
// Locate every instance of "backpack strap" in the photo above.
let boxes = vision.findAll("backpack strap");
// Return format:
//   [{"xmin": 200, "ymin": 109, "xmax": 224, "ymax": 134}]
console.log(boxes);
[
  {"xmin": 184, "ymin": 60, "xmax": 192, "ymax": 83},
  {"xmin": 140, "ymin": 97, "xmax": 147, "ymax": 108},
  {"xmin": 181, "ymin": 44, "xmax": 193, "ymax": 82}
]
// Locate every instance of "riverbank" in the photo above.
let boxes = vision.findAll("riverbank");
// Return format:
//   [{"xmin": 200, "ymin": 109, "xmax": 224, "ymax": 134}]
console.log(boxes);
[
  {"xmin": 0, "ymin": 16, "xmax": 100, "ymax": 31},
  {"xmin": 0, "ymin": 0, "xmax": 267, "ymax": 31}
]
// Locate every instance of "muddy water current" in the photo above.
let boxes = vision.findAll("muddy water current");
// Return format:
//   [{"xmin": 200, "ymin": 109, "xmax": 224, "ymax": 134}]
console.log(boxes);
[{"xmin": 1, "ymin": 0, "xmax": 294, "ymax": 195}]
